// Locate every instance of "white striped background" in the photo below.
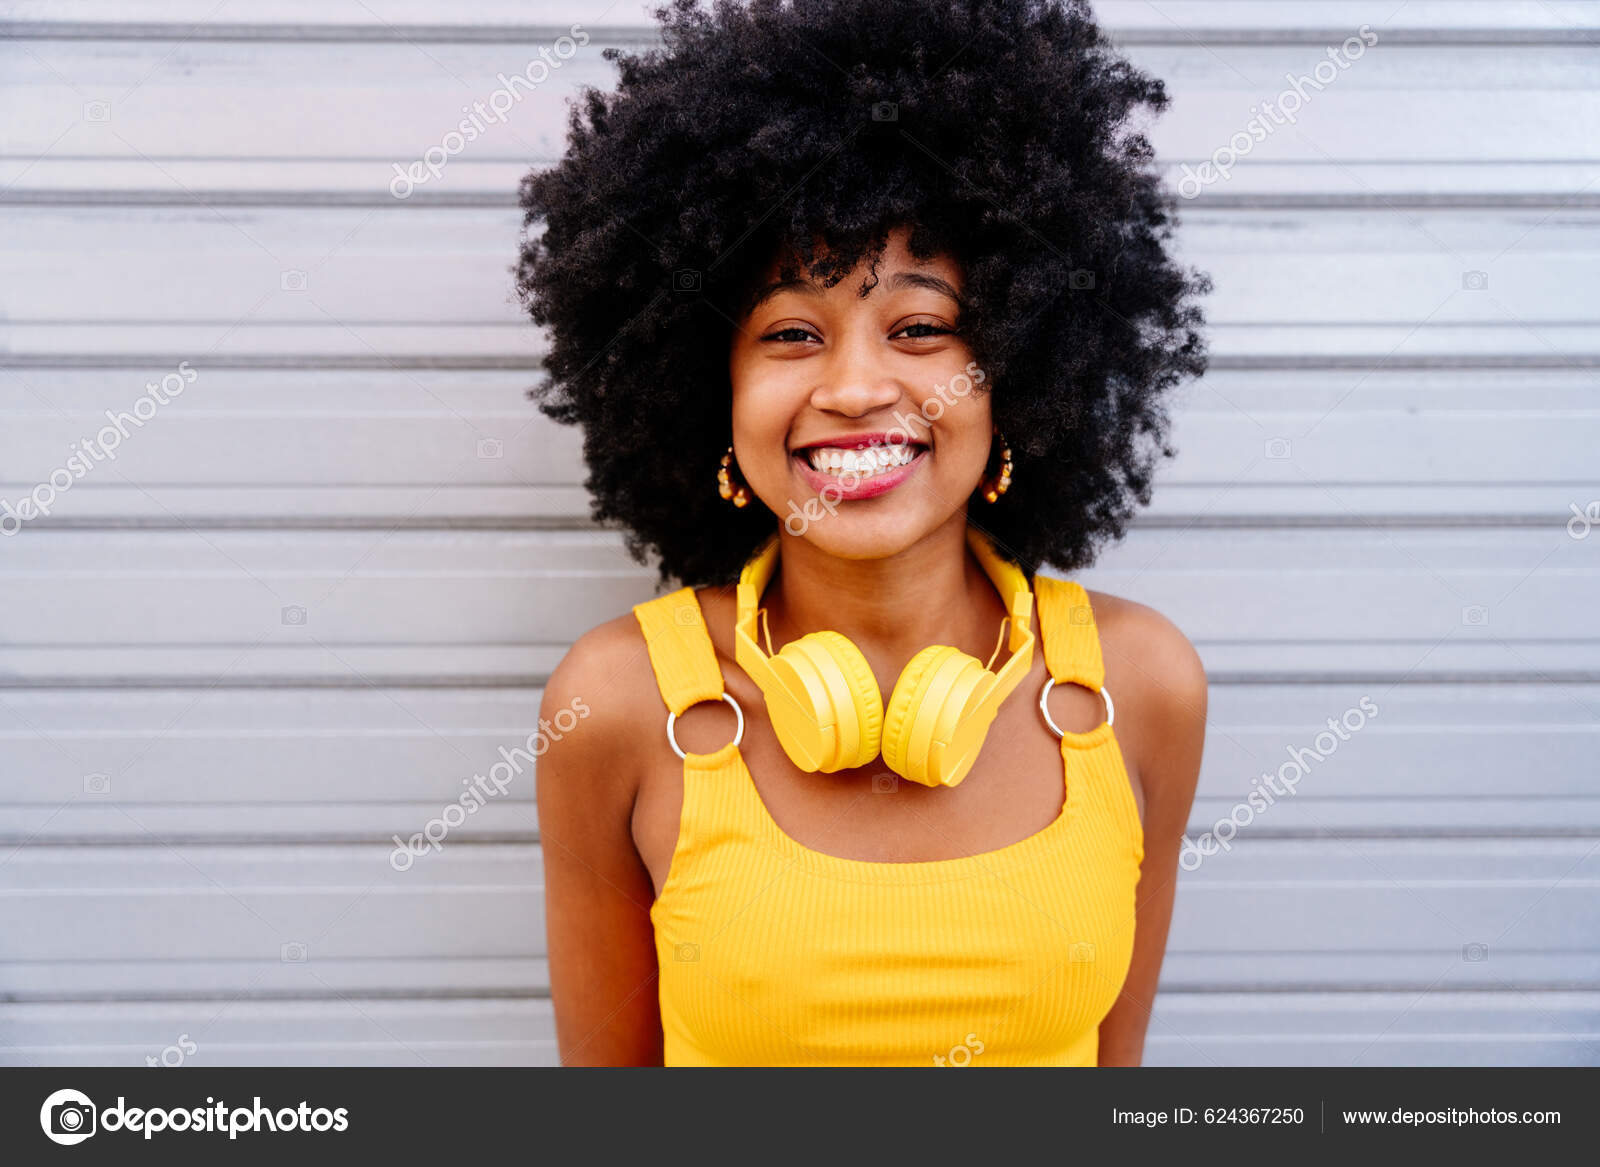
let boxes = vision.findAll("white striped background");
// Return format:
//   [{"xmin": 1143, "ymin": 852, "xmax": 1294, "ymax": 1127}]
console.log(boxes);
[{"xmin": 1, "ymin": 0, "xmax": 1598, "ymax": 1066}]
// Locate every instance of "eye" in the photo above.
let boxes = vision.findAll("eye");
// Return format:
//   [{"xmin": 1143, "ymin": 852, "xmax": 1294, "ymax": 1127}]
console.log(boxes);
[
  {"xmin": 892, "ymin": 319, "xmax": 955, "ymax": 340},
  {"xmin": 760, "ymin": 326, "xmax": 819, "ymax": 344}
]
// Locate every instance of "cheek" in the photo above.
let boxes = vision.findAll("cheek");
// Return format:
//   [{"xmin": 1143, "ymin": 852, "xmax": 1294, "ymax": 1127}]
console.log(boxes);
[
  {"xmin": 915, "ymin": 386, "xmax": 993, "ymax": 474},
  {"xmin": 728, "ymin": 381, "xmax": 803, "ymax": 497},
  {"xmin": 728, "ymin": 349, "xmax": 777, "ymax": 431},
  {"xmin": 730, "ymin": 379, "xmax": 794, "ymax": 446}
]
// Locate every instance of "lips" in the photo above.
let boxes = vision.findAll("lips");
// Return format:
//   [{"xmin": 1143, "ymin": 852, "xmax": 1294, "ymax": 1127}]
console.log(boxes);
[{"xmin": 790, "ymin": 432, "xmax": 929, "ymax": 501}]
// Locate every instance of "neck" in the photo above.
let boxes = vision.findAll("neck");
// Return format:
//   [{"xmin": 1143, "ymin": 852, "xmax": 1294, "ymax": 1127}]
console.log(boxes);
[{"xmin": 758, "ymin": 513, "xmax": 1013, "ymax": 673}]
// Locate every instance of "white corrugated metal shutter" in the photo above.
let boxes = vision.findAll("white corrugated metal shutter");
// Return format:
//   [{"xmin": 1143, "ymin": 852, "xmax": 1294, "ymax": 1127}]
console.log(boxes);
[{"xmin": 2, "ymin": 1, "xmax": 1596, "ymax": 1066}]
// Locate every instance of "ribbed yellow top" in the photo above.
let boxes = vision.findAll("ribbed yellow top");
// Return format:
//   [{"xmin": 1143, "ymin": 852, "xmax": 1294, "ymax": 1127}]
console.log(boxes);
[{"xmin": 632, "ymin": 572, "xmax": 1144, "ymax": 1066}]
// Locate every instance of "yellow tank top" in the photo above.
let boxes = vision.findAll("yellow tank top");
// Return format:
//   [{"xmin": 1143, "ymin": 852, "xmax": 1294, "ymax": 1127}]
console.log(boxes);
[{"xmin": 632, "ymin": 572, "xmax": 1144, "ymax": 1066}]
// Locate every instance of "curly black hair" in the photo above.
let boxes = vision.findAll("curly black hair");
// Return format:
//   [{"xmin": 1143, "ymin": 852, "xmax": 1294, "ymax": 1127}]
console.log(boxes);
[{"xmin": 516, "ymin": 0, "xmax": 1209, "ymax": 587}]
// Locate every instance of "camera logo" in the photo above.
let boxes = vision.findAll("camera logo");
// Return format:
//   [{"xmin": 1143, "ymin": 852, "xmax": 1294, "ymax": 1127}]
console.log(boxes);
[{"xmin": 40, "ymin": 1088, "xmax": 97, "ymax": 1145}]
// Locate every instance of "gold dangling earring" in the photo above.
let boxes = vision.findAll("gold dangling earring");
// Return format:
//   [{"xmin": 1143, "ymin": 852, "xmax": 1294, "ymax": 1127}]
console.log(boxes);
[
  {"xmin": 718, "ymin": 445, "xmax": 751, "ymax": 508},
  {"xmin": 980, "ymin": 432, "xmax": 1013, "ymax": 503}
]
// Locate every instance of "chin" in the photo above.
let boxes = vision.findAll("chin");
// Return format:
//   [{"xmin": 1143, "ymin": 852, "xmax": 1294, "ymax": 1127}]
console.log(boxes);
[{"xmin": 782, "ymin": 506, "xmax": 962, "ymax": 562}]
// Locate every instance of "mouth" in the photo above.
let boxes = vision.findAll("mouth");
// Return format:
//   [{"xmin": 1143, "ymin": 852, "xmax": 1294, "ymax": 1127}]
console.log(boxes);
[{"xmin": 790, "ymin": 433, "xmax": 929, "ymax": 501}]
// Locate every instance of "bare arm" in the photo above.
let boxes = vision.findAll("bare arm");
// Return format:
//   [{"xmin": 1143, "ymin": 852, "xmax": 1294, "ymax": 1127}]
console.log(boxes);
[
  {"xmin": 536, "ymin": 622, "xmax": 664, "ymax": 1066},
  {"xmin": 1096, "ymin": 603, "xmax": 1207, "ymax": 1066}
]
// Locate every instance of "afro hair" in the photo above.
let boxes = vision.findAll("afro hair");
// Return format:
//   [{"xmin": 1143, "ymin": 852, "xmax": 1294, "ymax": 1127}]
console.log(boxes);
[{"xmin": 516, "ymin": 0, "xmax": 1210, "ymax": 586}]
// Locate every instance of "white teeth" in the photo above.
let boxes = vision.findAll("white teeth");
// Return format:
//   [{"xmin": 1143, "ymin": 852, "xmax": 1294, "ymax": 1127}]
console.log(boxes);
[{"xmin": 803, "ymin": 443, "xmax": 920, "ymax": 478}]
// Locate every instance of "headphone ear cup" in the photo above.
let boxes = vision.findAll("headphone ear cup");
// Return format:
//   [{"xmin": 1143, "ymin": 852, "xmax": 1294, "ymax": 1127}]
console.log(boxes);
[
  {"xmin": 772, "ymin": 631, "xmax": 883, "ymax": 771},
  {"xmin": 881, "ymin": 646, "xmax": 992, "ymax": 787}
]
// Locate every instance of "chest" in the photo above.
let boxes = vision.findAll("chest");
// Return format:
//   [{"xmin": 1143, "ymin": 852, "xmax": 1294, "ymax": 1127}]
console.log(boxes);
[
  {"xmin": 645, "ymin": 722, "xmax": 1145, "ymax": 1065},
  {"xmin": 631, "ymin": 649, "xmax": 1124, "ymax": 899}
]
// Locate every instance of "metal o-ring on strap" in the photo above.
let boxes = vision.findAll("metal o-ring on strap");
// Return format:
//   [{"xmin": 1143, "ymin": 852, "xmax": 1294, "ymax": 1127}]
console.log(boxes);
[
  {"xmin": 1038, "ymin": 676, "xmax": 1114, "ymax": 739},
  {"xmin": 666, "ymin": 692, "xmax": 746, "ymax": 760}
]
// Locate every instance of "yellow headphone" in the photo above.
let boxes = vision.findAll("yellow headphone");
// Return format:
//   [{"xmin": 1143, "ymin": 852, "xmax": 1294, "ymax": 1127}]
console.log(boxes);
[{"xmin": 734, "ymin": 525, "xmax": 1036, "ymax": 789}]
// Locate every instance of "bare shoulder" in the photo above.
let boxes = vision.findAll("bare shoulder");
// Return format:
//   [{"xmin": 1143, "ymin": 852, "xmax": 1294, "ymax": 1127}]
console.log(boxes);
[
  {"xmin": 538, "ymin": 605, "xmax": 666, "ymax": 803},
  {"xmin": 1084, "ymin": 590, "xmax": 1208, "ymax": 795},
  {"xmin": 1086, "ymin": 590, "xmax": 1207, "ymax": 707}
]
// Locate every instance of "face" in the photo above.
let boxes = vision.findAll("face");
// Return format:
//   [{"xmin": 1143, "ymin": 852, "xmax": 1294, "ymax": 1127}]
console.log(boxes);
[{"xmin": 727, "ymin": 225, "xmax": 993, "ymax": 559}]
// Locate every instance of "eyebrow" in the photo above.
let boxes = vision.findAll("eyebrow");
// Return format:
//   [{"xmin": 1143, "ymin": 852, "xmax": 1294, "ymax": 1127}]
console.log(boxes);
[{"xmin": 746, "ymin": 269, "xmax": 963, "ymax": 313}]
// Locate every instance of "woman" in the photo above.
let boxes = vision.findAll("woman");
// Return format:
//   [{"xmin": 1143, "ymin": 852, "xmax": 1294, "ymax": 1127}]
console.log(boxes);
[{"xmin": 518, "ymin": 0, "xmax": 1210, "ymax": 1066}]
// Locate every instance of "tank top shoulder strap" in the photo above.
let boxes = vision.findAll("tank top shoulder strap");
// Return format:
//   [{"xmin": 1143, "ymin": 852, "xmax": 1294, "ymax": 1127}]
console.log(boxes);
[
  {"xmin": 632, "ymin": 587, "xmax": 725, "ymax": 715},
  {"xmin": 1031, "ymin": 573, "xmax": 1105, "ymax": 693}
]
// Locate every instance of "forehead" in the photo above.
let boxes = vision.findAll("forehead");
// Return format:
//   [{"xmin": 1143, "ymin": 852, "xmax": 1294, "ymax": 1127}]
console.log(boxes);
[{"xmin": 746, "ymin": 230, "xmax": 964, "ymax": 312}]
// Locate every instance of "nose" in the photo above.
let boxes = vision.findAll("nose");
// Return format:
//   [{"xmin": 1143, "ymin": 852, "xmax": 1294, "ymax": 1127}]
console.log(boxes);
[{"xmin": 808, "ymin": 332, "xmax": 903, "ymax": 417}]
